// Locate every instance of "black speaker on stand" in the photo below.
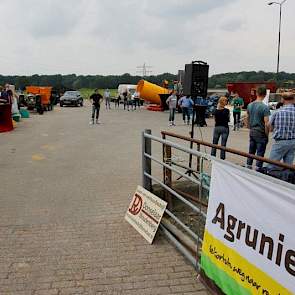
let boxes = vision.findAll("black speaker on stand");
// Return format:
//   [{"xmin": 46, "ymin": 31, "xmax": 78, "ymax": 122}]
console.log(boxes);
[
  {"xmin": 183, "ymin": 61, "xmax": 209, "ymax": 98},
  {"xmin": 183, "ymin": 61, "xmax": 209, "ymax": 178}
]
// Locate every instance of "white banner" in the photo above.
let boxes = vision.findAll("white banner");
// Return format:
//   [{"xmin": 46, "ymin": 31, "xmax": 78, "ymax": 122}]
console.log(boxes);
[{"xmin": 203, "ymin": 160, "xmax": 295, "ymax": 294}]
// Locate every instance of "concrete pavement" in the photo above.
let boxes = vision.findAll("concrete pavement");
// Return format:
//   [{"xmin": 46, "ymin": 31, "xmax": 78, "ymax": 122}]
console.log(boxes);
[{"xmin": 0, "ymin": 103, "xmax": 211, "ymax": 295}]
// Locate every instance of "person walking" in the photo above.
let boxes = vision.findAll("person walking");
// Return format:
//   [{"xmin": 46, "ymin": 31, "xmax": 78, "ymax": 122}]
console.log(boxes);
[
  {"xmin": 115, "ymin": 94, "xmax": 121, "ymax": 108},
  {"xmin": 231, "ymin": 92, "xmax": 244, "ymax": 131},
  {"xmin": 104, "ymin": 88, "xmax": 111, "ymax": 110},
  {"xmin": 211, "ymin": 97, "xmax": 230, "ymax": 160},
  {"xmin": 166, "ymin": 90, "xmax": 177, "ymax": 126},
  {"xmin": 268, "ymin": 92, "xmax": 295, "ymax": 167},
  {"xmin": 246, "ymin": 86, "xmax": 270, "ymax": 169},
  {"xmin": 123, "ymin": 91, "xmax": 128, "ymax": 110},
  {"xmin": 90, "ymin": 89, "xmax": 103, "ymax": 124},
  {"xmin": 126, "ymin": 92, "xmax": 132, "ymax": 111},
  {"xmin": 178, "ymin": 95, "xmax": 194, "ymax": 125}
]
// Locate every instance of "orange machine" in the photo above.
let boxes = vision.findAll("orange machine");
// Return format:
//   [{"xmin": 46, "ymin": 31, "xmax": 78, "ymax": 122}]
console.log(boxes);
[
  {"xmin": 137, "ymin": 80, "xmax": 170, "ymax": 105},
  {"xmin": 26, "ymin": 86, "xmax": 52, "ymax": 110}
]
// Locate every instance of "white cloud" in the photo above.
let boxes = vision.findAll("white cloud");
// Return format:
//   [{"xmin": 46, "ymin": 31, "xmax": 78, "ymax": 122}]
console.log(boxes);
[{"xmin": 0, "ymin": 0, "xmax": 294, "ymax": 75}]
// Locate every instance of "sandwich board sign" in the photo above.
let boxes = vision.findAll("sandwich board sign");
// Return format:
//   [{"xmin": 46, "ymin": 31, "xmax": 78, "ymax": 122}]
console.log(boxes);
[
  {"xmin": 125, "ymin": 186, "xmax": 167, "ymax": 244},
  {"xmin": 201, "ymin": 160, "xmax": 295, "ymax": 295}
]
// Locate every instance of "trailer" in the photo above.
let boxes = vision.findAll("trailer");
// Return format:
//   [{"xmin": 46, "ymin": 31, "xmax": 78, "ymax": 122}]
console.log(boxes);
[
  {"xmin": 25, "ymin": 86, "xmax": 53, "ymax": 114},
  {"xmin": 226, "ymin": 82, "xmax": 277, "ymax": 106}
]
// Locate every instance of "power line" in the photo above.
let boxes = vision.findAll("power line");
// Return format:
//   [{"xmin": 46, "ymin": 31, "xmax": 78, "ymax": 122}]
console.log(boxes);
[{"xmin": 136, "ymin": 63, "xmax": 152, "ymax": 78}]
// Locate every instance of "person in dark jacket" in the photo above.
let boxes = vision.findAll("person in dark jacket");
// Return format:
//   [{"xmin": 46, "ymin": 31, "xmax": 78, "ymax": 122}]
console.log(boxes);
[
  {"xmin": 115, "ymin": 95, "xmax": 121, "ymax": 108},
  {"xmin": 90, "ymin": 89, "xmax": 103, "ymax": 124},
  {"xmin": 211, "ymin": 97, "xmax": 230, "ymax": 160},
  {"xmin": 123, "ymin": 91, "xmax": 128, "ymax": 110}
]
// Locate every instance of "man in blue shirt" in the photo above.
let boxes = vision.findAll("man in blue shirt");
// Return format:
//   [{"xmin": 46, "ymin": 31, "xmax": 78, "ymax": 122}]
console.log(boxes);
[
  {"xmin": 178, "ymin": 95, "xmax": 194, "ymax": 125},
  {"xmin": 268, "ymin": 92, "xmax": 295, "ymax": 166}
]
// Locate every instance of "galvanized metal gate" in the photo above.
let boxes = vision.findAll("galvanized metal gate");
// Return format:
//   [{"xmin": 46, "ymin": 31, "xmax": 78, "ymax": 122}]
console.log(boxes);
[{"xmin": 142, "ymin": 129, "xmax": 295, "ymax": 272}]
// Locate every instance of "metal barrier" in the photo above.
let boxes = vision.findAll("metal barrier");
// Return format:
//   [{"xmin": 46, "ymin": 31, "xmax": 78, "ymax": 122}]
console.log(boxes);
[
  {"xmin": 142, "ymin": 129, "xmax": 295, "ymax": 272},
  {"xmin": 142, "ymin": 129, "xmax": 211, "ymax": 270},
  {"xmin": 162, "ymin": 130, "xmax": 295, "ymax": 171},
  {"xmin": 161, "ymin": 130, "xmax": 295, "ymax": 210}
]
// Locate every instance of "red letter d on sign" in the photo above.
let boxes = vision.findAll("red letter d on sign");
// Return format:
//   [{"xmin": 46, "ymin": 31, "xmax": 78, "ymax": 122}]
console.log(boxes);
[{"xmin": 129, "ymin": 194, "xmax": 143, "ymax": 216}]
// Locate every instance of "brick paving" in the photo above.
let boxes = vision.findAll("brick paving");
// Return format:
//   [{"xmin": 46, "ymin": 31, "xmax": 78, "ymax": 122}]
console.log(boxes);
[{"xmin": 0, "ymin": 104, "xmax": 210, "ymax": 294}]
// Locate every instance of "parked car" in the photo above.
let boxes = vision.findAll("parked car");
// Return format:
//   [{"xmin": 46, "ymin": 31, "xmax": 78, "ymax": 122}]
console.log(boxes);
[{"xmin": 60, "ymin": 91, "xmax": 83, "ymax": 107}]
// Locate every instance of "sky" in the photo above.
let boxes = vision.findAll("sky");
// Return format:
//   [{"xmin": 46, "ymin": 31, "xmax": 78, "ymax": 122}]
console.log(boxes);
[{"xmin": 0, "ymin": 0, "xmax": 294, "ymax": 76}]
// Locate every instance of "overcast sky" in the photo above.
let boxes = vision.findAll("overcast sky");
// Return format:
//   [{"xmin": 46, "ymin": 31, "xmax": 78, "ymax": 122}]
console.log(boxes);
[{"xmin": 1, "ymin": 0, "xmax": 294, "ymax": 76}]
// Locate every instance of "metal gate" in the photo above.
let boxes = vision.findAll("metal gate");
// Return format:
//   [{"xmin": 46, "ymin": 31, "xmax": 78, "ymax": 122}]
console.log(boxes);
[{"xmin": 142, "ymin": 129, "xmax": 295, "ymax": 272}]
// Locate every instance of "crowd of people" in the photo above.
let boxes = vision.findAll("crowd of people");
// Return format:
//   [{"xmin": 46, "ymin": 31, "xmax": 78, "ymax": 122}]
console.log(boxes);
[
  {"xmin": 89, "ymin": 89, "xmax": 141, "ymax": 125},
  {"xmin": 166, "ymin": 92, "xmax": 204, "ymax": 126},
  {"xmin": 3, "ymin": 84, "xmax": 292, "ymax": 171},
  {"xmin": 120, "ymin": 90, "xmax": 141, "ymax": 111},
  {"xmin": 165, "ymin": 86, "xmax": 295, "ymax": 170},
  {"xmin": 211, "ymin": 86, "xmax": 295, "ymax": 170}
]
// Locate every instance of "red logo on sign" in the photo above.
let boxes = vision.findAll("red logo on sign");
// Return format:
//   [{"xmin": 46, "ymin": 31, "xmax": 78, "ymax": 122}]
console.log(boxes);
[{"xmin": 129, "ymin": 194, "xmax": 143, "ymax": 216}]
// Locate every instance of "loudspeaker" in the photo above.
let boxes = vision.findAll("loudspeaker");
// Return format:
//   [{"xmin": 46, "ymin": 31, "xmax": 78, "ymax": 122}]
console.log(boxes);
[{"xmin": 183, "ymin": 61, "xmax": 209, "ymax": 98}]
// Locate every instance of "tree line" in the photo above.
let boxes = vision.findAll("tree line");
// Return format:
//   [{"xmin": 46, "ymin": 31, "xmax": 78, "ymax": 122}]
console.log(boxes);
[
  {"xmin": 0, "ymin": 71, "xmax": 294, "ymax": 90},
  {"xmin": 0, "ymin": 73, "xmax": 177, "ymax": 91}
]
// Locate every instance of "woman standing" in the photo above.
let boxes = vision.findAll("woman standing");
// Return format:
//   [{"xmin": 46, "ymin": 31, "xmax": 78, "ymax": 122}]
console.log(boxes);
[{"xmin": 211, "ymin": 97, "xmax": 230, "ymax": 160}]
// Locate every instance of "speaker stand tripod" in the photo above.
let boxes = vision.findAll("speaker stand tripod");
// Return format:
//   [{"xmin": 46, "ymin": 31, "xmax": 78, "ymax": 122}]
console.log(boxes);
[{"xmin": 177, "ymin": 106, "xmax": 200, "ymax": 181}]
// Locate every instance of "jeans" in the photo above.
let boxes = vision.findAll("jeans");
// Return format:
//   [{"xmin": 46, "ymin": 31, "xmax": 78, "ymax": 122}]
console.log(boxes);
[
  {"xmin": 105, "ymin": 98, "xmax": 111, "ymax": 109},
  {"xmin": 211, "ymin": 126, "xmax": 229, "ymax": 160},
  {"xmin": 91, "ymin": 105, "xmax": 100, "ymax": 121},
  {"xmin": 268, "ymin": 139, "xmax": 295, "ymax": 167},
  {"xmin": 169, "ymin": 108, "xmax": 176, "ymax": 122},
  {"xmin": 131, "ymin": 100, "xmax": 136, "ymax": 110},
  {"xmin": 182, "ymin": 107, "xmax": 190, "ymax": 122},
  {"xmin": 115, "ymin": 99, "xmax": 120, "ymax": 108},
  {"xmin": 134, "ymin": 99, "xmax": 140, "ymax": 109},
  {"xmin": 247, "ymin": 136, "xmax": 268, "ymax": 168},
  {"xmin": 233, "ymin": 112, "xmax": 241, "ymax": 130}
]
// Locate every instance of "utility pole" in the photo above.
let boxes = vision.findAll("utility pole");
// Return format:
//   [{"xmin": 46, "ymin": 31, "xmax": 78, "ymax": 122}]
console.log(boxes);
[
  {"xmin": 268, "ymin": 0, "xmax": 288, "ymax": 77},
  {"xmin": 136, "ymin": 63, "xmax": 152, "ymax": 78}
]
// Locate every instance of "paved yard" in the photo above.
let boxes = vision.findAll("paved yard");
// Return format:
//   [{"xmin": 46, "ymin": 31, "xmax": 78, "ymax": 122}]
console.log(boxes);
[{"xmin": 0, "ymin": 103, "xmax": 213, "ymax": 295}]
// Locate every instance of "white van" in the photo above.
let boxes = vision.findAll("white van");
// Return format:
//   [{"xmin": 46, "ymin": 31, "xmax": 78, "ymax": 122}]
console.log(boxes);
[{"xmin": 117, "ymin": 84, "xmax": 137, "ymax": 100}]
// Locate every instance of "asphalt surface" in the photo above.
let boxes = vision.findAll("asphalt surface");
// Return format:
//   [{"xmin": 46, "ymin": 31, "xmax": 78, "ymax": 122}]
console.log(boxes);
[{"xmin": 0, "ymin": 103, "xmax": 214, "ymax": 294}]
